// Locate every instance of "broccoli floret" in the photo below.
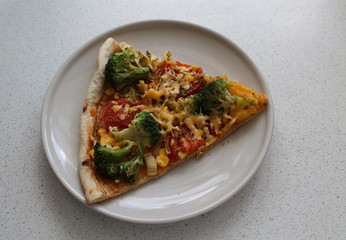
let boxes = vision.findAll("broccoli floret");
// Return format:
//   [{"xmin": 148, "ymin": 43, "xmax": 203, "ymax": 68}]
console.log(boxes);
[
  {"xmin": 177, "ymin": 79, "xmax": 244, "ymax": 115},
  {"xmin": 94, "ymin": 142, "xmax": 135, "ymax": 164},
  {"xmin": 112, "ymin": 111, "xmax": 161, "ymax": 148},
  {"xmin": 105, "ymin": 50, "xmax": 150, "ymax": 91},
  {"xmin": 93, "ymin": 141, "xmax": 144, "ymax": 182},
  {"xmin": 177, "ymin": 93, "xmax": 202, "ymax": 114},
  {"xmin": 117, "ymin": 155, "xmax": 143, "ymax": 183},
  {"xmin": 93, "ymin": 142, "xmax": 135, "ymax": 179},
  {"xmin": 95, "ymin": 160, "xmax": 120, "ymax": 180},
  {"xmin": 199, "ymin": 79, "xmax": 239, "ymax": 115},
  {"xmin": 118, "ymin": 143, "xmax": 144, "ymax": 183},
  {"xmin": 94, "ymin": 111, "xmax": 160, "ymax": 182}
]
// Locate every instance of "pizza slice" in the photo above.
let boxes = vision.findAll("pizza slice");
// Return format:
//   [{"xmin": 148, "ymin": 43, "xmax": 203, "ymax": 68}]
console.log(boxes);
[{"xmin": 79, "ymin": 38, "xmax": 268, "ymax": 204}]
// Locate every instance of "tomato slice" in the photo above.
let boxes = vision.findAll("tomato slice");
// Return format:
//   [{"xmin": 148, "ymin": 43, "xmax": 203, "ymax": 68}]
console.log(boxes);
[
  {"xmin": 176, "ymin": 61, "xmax": 205, "ymax": 99},
  {"xmin": 178, "ymin": 78, "xmax": 206, "ymax": 99},
  {"xmin": 179, "ymin": 124, "xmax": 205, "ymax": 152},
  {"xmin": 167, "ymin": 135, "xmax": 191, "ymax": 162},
  {"xmin": 176, "ymin": 61, "xmax": 203, "ymax": 73},
  {"xmin": 154, "ymin": 61, "xmax": 206, "ymax": 100},
  {"xmin": 189, "ymin": 139, "xmax": 205, "ymax": 152},
  {"xmin": 155, "ymin": 61, "xmax": 203, "ymax": 82},
  {"xmin": 168, "ymin": 125, "xmax": 205, "ymax": 162},
  {"xmin": 178, "ymin": 124, "xmax": 194, "ymax": 139},
  {"xmin": 152, "ymin": 63, "xmax": 171, "ymax": 83},
  {"xmin": 176, "ymin": 61, "xmax": 191, "ymax": 68},
  {"xmin": 103, "ymin": 98, "xmax": 141, "ymax": 130}
]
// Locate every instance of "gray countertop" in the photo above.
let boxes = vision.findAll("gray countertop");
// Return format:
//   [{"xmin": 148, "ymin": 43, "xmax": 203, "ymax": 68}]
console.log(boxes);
[{"xmin": 1, "ymin": 0, "xmax": 345, "ymax": 239}]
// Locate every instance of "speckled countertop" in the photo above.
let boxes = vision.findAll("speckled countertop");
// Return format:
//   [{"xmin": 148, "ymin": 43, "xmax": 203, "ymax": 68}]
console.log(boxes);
[{"xmin": 1, "ymin": 0, "xmax": 346, "ymax": 239}]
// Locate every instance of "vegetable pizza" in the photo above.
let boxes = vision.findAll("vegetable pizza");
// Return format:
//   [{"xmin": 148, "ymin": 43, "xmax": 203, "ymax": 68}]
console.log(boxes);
[{"xmin": 79, "ymin": 38, "xmax": 268, "ymax": 204}]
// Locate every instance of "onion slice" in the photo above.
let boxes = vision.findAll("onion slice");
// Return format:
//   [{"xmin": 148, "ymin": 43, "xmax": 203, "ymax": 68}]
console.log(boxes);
[{"xmin": 144, "ymin": 152, "xmax": 157, "ymax": 176}]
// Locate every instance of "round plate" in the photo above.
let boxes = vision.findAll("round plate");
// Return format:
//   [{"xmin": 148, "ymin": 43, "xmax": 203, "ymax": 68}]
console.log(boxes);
[{"xmin": 41, "ymin": 20, "xmax": 273, "ymax": 223}]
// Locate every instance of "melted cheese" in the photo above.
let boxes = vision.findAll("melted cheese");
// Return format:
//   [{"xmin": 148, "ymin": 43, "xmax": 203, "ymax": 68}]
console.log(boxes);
[
  {"xmin": 111, "ymin": 104, "xmax": 122, "ymax": 113},
  {"xmin": 101, "ymin": 54, "xmax": 264, "ymax": 159},
  {"xmin": 139, "ymin": 61, "xmax": 258, "ymax": 144}
]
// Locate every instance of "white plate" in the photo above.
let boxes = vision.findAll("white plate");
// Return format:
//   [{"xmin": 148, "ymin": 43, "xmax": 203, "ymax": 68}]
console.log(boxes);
[{"xmin": 41, "ymin": 20, "xmax": 273, "ymax": 223}]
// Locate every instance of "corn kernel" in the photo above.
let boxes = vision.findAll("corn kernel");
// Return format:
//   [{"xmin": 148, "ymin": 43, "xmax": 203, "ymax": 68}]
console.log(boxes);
[
  {"xmin": 159, "ymin": 148, "xmax": 167, "ymax": 156},
  {"xmin": 97, "ymin": 128, "xmax": 107, "ymax": 137},
  {"xmin": 97, "ymin": 128, "xmax": 115, "ymax": 146},
  {"xmin": 101, "ymin": 137, "xmax": 114, "ymax": 146},
  {"xmin": 105, "ymin": 88, "xmax": 115, "ymax": 96},
  {"xmin": 156, "ymin": 155, "xmax": 169, "ymax": 168}
]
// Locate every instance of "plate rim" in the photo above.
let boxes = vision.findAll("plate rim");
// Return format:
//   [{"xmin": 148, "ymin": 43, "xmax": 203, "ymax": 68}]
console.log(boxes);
[{"xmin": 41, "ymin": 19, "xmax": 274, "ymax": 224}]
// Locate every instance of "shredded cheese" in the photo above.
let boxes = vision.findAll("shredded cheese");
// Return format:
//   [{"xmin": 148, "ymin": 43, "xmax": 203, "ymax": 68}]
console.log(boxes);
[
  {"xmin": 97, "ymin": 53, "xmax": 261, "ymax": 167},
  {"xmin": 136, "ymin": 59, "xmax": 254, "ymax": 144}
]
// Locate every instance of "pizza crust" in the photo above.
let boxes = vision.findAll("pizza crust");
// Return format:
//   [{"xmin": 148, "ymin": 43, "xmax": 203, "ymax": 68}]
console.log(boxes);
[
  {"xmin": 79, "ymin": 38, "xmax": 120, "ymax": 204},
  {"xmin": 79, "ymin": 38, "xmax": 268, "ymax": 204}
]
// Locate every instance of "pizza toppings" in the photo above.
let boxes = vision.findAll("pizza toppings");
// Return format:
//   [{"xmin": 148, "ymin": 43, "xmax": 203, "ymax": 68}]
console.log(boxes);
[
  {"xmin": 156, "ymin": 148, "xmax": 169, "ymax": 167},
  {"xmin": 144, "ymin": 152, "xmax": 157, "ymax": 176},
  {"xmin": 79, "ymin": 38, "xmax": 269, "ymax": 204},
  {"xmin": 92, "ymin": 109, "xmax": 161, "ymax": 183},
  {"xmin": 178, "ymin": 78, "xmax": 206, "ymax": 99},
  {"xmin": 103, "ymin": 98, "xmax": 142, "ymax": 130},
  {"xmin": 111, "ymin": 111, "xmax": 161, "ymax": 149},
  {"xmin": 93, "ymin": 142, "xmax": 135, "ymax": 179},
  {"xmin": 105, "ymin": 49, "xmax": 151, "ymax": 91},
  {"xmin": 98, "ymin": 54, "xmax": 236, "ymax": 177},
  {"xmin": 94, "ymin": 142, "xmax": 135, "ymax": 164},
  {"xmin": 90, "ymin": 43, "xmax": 266, "ymax": 186},
  {"xmin": 167, "ymin": 125, "xmax": 206, "ymax": 162},
  {"xmin": 177, "ymin": 93, "xmax": 203, "ymax": 114},
  {"xmin": 97, "ymin": 128, "xmax": 116, "ymax": 146}
]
